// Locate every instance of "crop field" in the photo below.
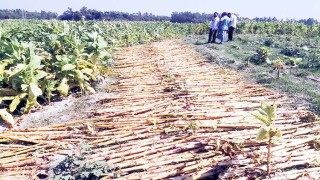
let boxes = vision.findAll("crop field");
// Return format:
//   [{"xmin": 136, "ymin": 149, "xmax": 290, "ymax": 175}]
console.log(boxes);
[
  {"xmin": 0, "ymin": 20, "xmax": 207, "ymax": 123},
  {"xmin": 188, "ymin": 21, "xmax": 320, "ymax": 114},
  {"xmin": 0, "ymin": 20, "xmax": 319, "ymax": 179}
]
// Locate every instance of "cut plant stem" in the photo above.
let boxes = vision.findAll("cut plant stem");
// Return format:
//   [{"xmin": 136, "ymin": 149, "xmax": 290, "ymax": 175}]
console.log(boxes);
[{"xmin": 267, "ymin": 137, "xmax": 272, "ymax": 177}]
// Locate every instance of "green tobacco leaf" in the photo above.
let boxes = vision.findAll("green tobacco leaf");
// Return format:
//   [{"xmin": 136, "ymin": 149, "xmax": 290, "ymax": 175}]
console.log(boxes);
[
  {"xmin": 98, "ymin": 50, "xmax": 112, "ymax": 60},
  {"xmin": 256, "ymin": 127, "xmax": 268, "ymax": 141},
  {"xmin": 42, "ymin": 80, "xmax": 57, "ymax": 101},
  {"xmin": 86, "ymin": 85, "xmax": 96, "ymax": 94},
  {"xmin": 269, "ymin": 128, "xmax": 282, "ymax": 138},
  {"xmin": 79, "ymin": 60, "xmax": 94, "ymax": 68},
  {"xmin": 0, "ymin": 109, "xmax": 15, "ymax": 128},
  {"xmin": 28, "ymin": 46, "xmax": 42, "ymax": 69},
  {"xmin": 21, "ymin": 84, "xmax": 29, "ymax": 92},
  {"xmin": 9, "ymin": 93, "xmax": 28, "ymax": 112},
  {"xmin": 74, "ymin": 70, "xmax": 86, "ymax": 89},
  {"xmin": 258, "ymin": 108, "xmax": 268, "ymax": 116},
  {"xmin": 24, "ymin": 83, "xmax": 42, "ymax": 113},
  {"xmin": 92, "ymin": 169, "xmax": 103, "ymax": 177},
  {"xmin": 24, "ymin": 96, "xmax": 37, "ymax": 113},
  {"xmin": 81, "ymin": 68, "xmax": 96, "ymax": 81},
  {"xmin": 1, "ymin": 97, "xmax": 15, "ymax": 101},
  {"xmin": 261, "ymin": 102, "xmax": 277, "ymax": 121},
  {"xmin": 5, "ymin": 64, "xmax": 27, "ymax": 79},
  {"xmin": 61, "ymin": 64, "xmax": 76, "ymax": 71},
  {"xmin": 261, "ymin": 102, "xmax": 268, "ymax": 109},
  {"xmin": 251, "ymin": 112, "xmax": 271, "ymax": 126},
  {"xmin": 0, "ymin": 59, "xmax": 13, "ymax": 76},
  {"xmin": 57, "ymin": 78, "xmax": 69, "ymax": 96},
  {"xmin": 274, "ymin": 129, "xmax": 282, "ymax": 138},
  {"xmin": 29, "ymin": 83, "xmax": 43, "ymax": 97},
  {"xmin": 80, "ymin": 68, "xmax": 93, "ymax": 74},
  {"xmin": 35, "ymin": 70, "xmax": 48, "ymax": 80},
  {"xmin": 0, "ymin": 64, "xmax": 5, "ymax": 76}
]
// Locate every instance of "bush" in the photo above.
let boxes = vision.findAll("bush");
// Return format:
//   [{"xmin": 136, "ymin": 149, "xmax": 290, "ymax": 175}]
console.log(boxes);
[
  {"xmin": 250, "ymin": 47, "xmax": 270, "ymax": 64},
  {"xmin": 280, "ymin": 47, "xmax": 302, "ymax": 57},
  {"xmin": 264, "ymin": 39, "xmax": 274, "ymax": 47},
  {"xmin": 299, "ymin": 50, "xmax": 320, "ymax": 69}
]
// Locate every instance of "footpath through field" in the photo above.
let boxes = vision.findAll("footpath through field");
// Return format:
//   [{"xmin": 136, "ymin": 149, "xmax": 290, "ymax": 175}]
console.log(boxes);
[{"xmin": 0, "ymin": 40, "xmax": 319, "ymax": 179}]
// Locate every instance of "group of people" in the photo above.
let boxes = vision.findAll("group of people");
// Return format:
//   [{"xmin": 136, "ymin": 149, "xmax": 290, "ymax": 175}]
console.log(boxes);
[{"xmin": 208, "ymin": 12, "xmax": 237, "ymax": 44}]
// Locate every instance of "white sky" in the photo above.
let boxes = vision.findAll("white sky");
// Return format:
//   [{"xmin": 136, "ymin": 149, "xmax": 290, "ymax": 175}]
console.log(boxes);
[{"xmin": 0, "ymin": 0, "xmax": 319, "ymax": 20}]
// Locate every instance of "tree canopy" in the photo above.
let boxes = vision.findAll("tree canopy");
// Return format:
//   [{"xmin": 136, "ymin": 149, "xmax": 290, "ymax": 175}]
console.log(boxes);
[{"xmin": 0, "ymin": 7, "xmax": 318, "ymax": 25}]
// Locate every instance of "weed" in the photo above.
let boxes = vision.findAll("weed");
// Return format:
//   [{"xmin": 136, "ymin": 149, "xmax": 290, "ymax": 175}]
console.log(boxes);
[
  {"xmin": 280, "ymin": 47, "xmax": 302, "ymax": 57},
  {"xmin": 264, "ymin": 39, "xmax": 274, "ymax": 47},
  {"xmin": 53, "ymin": 155, "xmax": 118, "ymax": 180},
  {"xmin": 53, "ymin": 143, "xmax": 119, "ymax": 179}
]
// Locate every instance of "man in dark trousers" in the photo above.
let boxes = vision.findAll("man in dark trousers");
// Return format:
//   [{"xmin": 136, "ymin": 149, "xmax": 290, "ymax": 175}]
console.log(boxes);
[
  {"xmin": 208, "ymin": 12, "xmax": 220, "ymax": 43},
  {"xmin": 227, "ymin": 13, "xmax": 237, "ymax": 41}
]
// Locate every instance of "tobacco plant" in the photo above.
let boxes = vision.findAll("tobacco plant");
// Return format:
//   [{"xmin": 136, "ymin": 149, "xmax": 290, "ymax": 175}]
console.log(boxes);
[
  {"xmin": 272, "ymin": 59, "xmax": 285, "ymax": 79},
  {"xmin": 252, "ymin": 102, "xmax": 282, "ymax": 177}
]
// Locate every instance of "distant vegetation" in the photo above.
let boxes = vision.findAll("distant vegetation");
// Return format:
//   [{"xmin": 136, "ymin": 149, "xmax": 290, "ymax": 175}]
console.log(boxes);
[
  {"xmin": 0, "ymin": 9, "xmax": 58, "ymax": 20},
  {"xmin": 59, "ymin": 7, "xmax": 170, "ymax": 21},
  {"xmin": 0, "ymin": 7, "xmax": 318, "ymax": 25}
]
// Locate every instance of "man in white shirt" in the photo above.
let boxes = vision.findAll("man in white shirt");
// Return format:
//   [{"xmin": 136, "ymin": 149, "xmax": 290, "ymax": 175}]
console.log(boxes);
[
  {"xmin": 208, "ymin": 12, "xmax": 220, "ymax": 43},
  {"xmin": 227, "ymin": 13, "xmax": 237, "ymax": 41}
]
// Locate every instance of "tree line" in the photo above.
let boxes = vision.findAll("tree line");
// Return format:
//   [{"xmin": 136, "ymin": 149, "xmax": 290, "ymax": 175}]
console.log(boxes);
[
  {"xmin": 0, "ymin": 9, "xmax": 57, "ymax": 19},
  {"xmin": 0, "ymin": 7, "xmax": 318, "ymax": 25}
]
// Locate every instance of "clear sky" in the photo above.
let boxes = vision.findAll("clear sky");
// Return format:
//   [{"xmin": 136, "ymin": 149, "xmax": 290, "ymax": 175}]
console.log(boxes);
[{"xmin": 0, "ymin": 0, "xmax": 319, "ymax": 20}]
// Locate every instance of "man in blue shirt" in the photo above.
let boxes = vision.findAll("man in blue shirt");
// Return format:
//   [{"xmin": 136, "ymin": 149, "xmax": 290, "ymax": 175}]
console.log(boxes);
[{"xmin": 218, "ymin": 12, "xmax": 230, "ymax": 44}]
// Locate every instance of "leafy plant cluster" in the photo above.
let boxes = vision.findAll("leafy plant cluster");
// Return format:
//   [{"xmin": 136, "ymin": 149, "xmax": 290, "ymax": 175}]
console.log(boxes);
[
  {"xmin": 0, "ymin": 20, "xmax": 205, "ymax": 118},
  {"xmin": 0, "ymin": 21, "xmax": 113, "ymax": 115},
  {"xmin": 237, "ymin": 21, "xmax": 320, "ymax": 37},
  {"xmin": 53, "ymin": 142, "xmax": 119, "ymax": 180},
  {"xmin": 250, "ymin": 47, "xmax": 271, "ymax": 65},
  {"xmin": 280, "ymin": 47, "xmax": 302, "ymax": 57},
  {"xmin": 280, "ymin": 46, "xmax": 320, "ymax": 69},
  {"xmin": 53, "ymin": 155, "xmax": 118, "ymax": 180},
  {"xmin": 249, "ymin": 44, "xmax": 320, "ymax": 79}
]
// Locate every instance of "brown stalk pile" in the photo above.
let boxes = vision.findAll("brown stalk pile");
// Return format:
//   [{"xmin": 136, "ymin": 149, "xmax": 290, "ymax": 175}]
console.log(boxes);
[{"xmin": 0, "ymin": 40, "xmax": 319, "ymax": 179}]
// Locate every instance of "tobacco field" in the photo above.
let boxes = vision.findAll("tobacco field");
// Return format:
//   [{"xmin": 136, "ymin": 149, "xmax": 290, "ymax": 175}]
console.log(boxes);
[{"xmin": 0, "ymin": 20, "xmax": 319, "ymax": 179}]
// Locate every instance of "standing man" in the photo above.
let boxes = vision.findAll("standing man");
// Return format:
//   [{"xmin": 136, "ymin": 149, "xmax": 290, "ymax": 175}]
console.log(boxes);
[
  {"xmin": 227, "ymin": 13, "xmax": 237, "ymax": 41},
  {"xmin": 218, "ymin": 12, "xmax": 230, "ymax": 44},
  {"xmin": 208, "ymin": 12, "xmax": 220, "ymax": 43}
]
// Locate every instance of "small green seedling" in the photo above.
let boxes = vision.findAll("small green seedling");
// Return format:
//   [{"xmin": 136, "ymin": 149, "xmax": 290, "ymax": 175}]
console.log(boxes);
[{"xmin": 252, "ymin": 102, "xmax": 282, "ymax": 177}]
